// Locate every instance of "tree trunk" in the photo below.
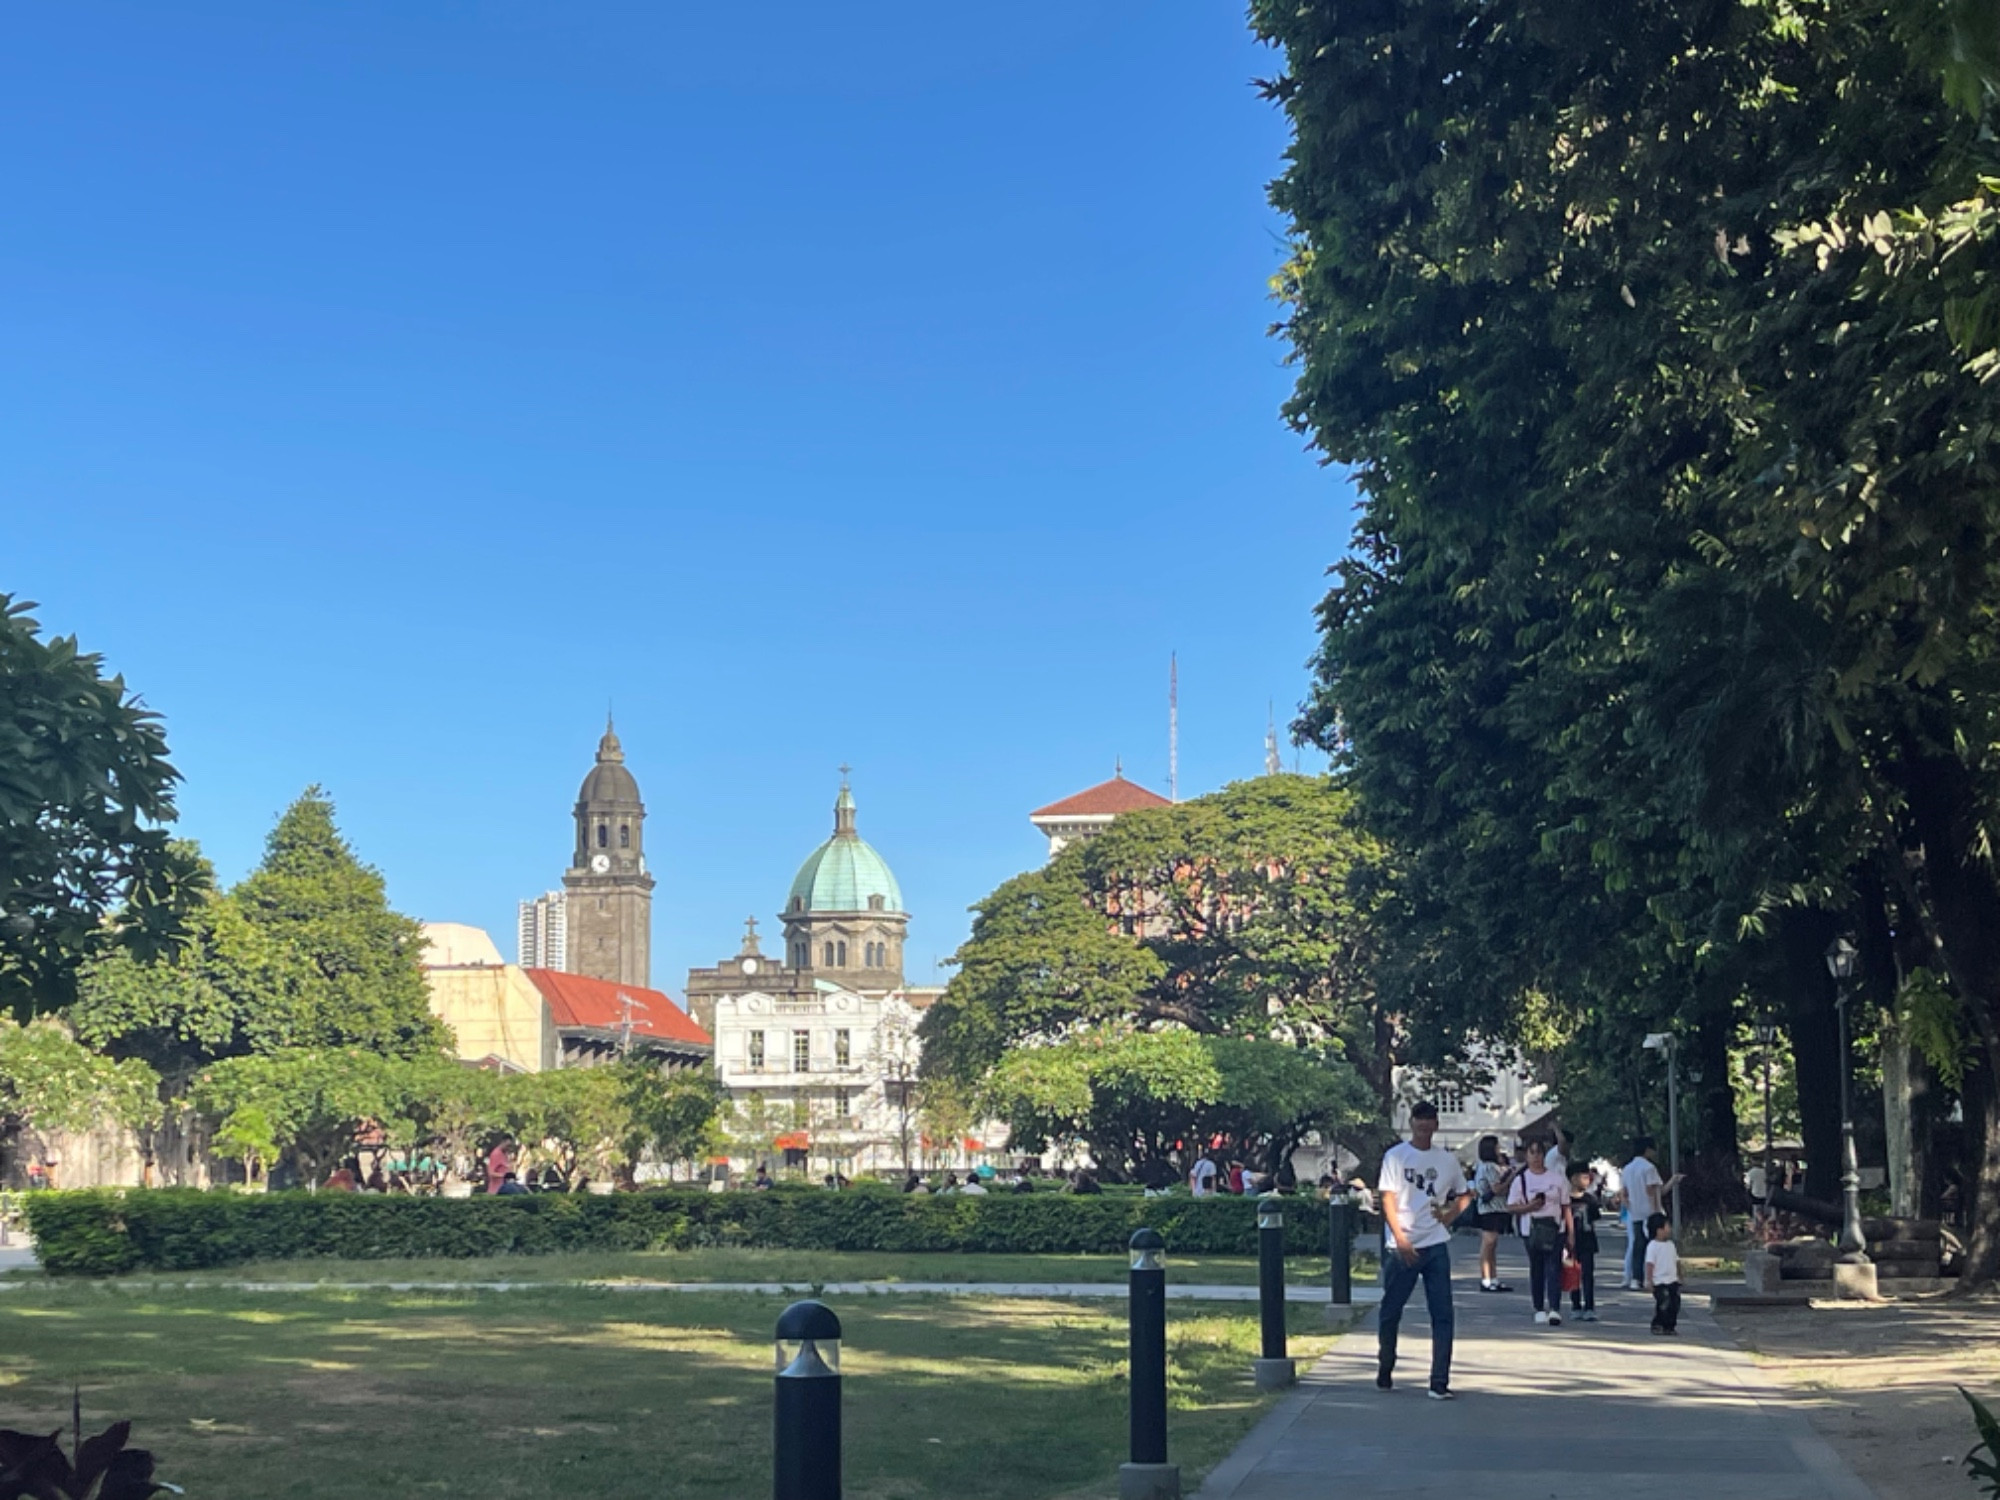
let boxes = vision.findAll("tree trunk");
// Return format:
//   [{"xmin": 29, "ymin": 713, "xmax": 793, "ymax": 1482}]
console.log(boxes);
[
  {"xmin": 1880, "ymin": 1026, "xmax": 1918, "ymax": 1217},
  {"xmin": 1773, "ymin": 908, "xmax": 1844, "ymax": 1204},
  {"xmin": 1890, "ymin": 745, "xmax": 2000, "ymax": 1289},
  {"xmin": 1684, "ymin": 993, "xmax": 1745, "ymax": 1218}
]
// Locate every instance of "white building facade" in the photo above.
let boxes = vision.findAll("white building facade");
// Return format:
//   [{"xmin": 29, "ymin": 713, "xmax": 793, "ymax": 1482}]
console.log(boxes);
[{"xmin": 709, "ymin": 984, "xmax": 933, "ymax": 1176}]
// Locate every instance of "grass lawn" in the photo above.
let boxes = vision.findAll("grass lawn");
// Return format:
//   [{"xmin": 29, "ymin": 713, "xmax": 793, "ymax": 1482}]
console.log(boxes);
[
  {"xmin": 0, "ymin": 1283, "xmax": 1345, "ymax": 1500},
  {"xmin": 80, "ymin": 1247, "xmax": 1358, "ymax": 1288}
]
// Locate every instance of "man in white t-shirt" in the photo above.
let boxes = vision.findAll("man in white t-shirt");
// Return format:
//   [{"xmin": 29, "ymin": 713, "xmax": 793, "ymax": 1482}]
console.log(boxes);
[
  {"xmin": 1376, "ymin": 1101, "xmax": 1472, "ymax": 1399},
  {"xmin": 1189, "ymin": 1155, "xmax": 1218, "ymax": 1199},
  {"xmin": 1620, "ymin": 1137, "xmax": 1676, "ymax": 1289}
]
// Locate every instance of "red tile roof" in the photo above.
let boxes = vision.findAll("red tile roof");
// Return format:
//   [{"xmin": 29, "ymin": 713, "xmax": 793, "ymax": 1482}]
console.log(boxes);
[
  {"xmin": 1030, "ymin": 775, "xmax": 1173, "ymax": 820},
  {"xmin": 522, "ymin": 969, "xmax": 712, "ymax": 1048}
]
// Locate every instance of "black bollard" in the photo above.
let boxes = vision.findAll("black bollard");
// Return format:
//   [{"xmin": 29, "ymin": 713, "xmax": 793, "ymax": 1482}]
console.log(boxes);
[
  {"xmin": 1252, "ymin": 1195, "xmax": 1295, "ymax": 1388},
  {"xmin": 774, "ymin": 1299, "xmax": 841, "ymax": 1500},
  {"xmin": 1327, "ymin": 1187, "xmax": 1353, "ymax": 1314},
  {"xmin": 1119, "ymin": 1228, "xmax": 1179, "ymax": 1500}
]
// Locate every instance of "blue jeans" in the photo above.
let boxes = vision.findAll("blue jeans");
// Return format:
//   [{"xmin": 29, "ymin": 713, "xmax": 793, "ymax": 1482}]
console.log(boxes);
[{"xmin": 1378, "ymin": 1241, "xmax": 1455, "ymax": 1391}]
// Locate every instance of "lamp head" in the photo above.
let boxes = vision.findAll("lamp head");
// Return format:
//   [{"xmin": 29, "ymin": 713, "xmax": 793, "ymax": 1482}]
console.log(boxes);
[
  {"xmin": 1824, "ymin": 936, "xmax": 1859, "ymax": 980},
  {"xmin": 1641, "ymin": 1032, "xmax": 1672, "ymax": 1052}
]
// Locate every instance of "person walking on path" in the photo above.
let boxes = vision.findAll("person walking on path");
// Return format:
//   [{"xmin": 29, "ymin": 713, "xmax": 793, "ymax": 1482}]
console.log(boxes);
[
  {"xmin": 1376, "ymin": 1100, "xmax": 1472, "ymax": 1399},
  {"xmin": 1620, "ymin": 1136, "xmax": 1677, "ymax": 1289},
  {"xmin": 1470, "ymin": 1135, "xmax": 1519, "ymax": 1293},
  {"xmin": 1644, "ymin": 1212, "xmax": 1683, "ymax": 1335},
  {"xmin": 1507, "ymin": 1138, "xmax": 1573, "ymax": 1325},
  {"xmin": 1190, "ymin": 1153, "xmax": 1218, "ymax": 1198},
  {"xmin": 1567, "ymin": 1164, "xmax": 1602, "ymax": 1321}
]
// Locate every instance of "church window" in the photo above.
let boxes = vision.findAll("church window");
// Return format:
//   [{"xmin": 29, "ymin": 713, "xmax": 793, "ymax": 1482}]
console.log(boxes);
[
  {"xmin": 868, "ymin": 895, "xmax": 885, "ymax": 911},
  {"xmin": 597, "ymin": 824, "xmax": 608, "ymax": 848},
  {"xmin": 791, "ymin": 896, "xmax": 803, "ymax": 913},
  {"xmin": 836, "ymin": 941, "xmax": 847, "ymax": 967},
  {"xmin": 619, "ymin": 824, "xmax": 630, "ymax": 848},
  {"xmin": 748, "ymin": 1031, "xmax": 765, "ymax": 1069},
  {"xmin": 793, "ymin": 1030, "xmax": 811, "ymax": 1072},
  {"xmin": 835, "ymin": 1029, "xmax": 850, "ymax": 1066},
  {"xmin": 823, "ymin": 942, "xmax": 835, "ymax": 967}
]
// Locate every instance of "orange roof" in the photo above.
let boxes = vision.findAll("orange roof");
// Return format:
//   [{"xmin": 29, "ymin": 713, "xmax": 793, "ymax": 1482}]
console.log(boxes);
[
  {"xmin": 522, "ymin": 969, "xmax": 712, "ymax": 1048},
  {"xmin": 1031, "ymin": 775, "xmax": 1172, "ymax": 820}
]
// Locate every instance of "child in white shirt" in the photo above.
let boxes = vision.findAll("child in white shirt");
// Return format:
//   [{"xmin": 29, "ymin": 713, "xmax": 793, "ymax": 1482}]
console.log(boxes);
[{"xmin": 1643, "ymin": 1212, "xmax": 1681, "ymax": 1335}]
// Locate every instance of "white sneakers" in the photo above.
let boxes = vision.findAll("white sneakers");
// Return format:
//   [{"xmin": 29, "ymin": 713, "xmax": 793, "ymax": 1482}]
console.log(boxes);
[
  {"xmin": 1534, "ymin": 1310, "xmax": 1549, "ymax": 1325},
  {"xmin": 1547, "ymin": 1311, "xmax": 1563, "ymax": 1326},
  {"xmin": 1626, "ymin": 1278, "xmax": 1642, "ymax": 1290}
]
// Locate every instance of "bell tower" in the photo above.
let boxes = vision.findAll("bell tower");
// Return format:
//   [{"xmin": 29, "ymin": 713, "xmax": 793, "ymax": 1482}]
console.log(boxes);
[{"xmin": 561, "ymin": 716, "xmax": 655, "ymax": 987}]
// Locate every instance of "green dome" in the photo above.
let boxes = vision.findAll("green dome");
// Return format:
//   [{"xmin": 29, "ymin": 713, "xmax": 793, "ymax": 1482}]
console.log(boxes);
[{"xmin": 786, "ymin": 784, "xmax": 904, "ymax": 914}]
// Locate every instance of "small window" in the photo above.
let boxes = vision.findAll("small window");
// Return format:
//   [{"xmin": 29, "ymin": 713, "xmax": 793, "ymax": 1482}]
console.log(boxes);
[
  {"xmin": 835, "ymin": 1029, "xmax": 850, "ymax": 1066},
  {"xmin": 834, "ymin": 1086, "xmax": 850, "ymax": 1115},
  {"xmin": 791, "ymin": 896, "xmax": 804, "ymax": 913},
  {"xmin": 836, "ymin": 940, "xmax": 847, "ymax": 967},
  {"xmin": 793, "ymin": 1030, "xmax": 811, "ymax": 1072},
  {"xmin": 597, "ymin": 824, "xmax": 608, "ymax": 848},
  {"xmin": 823, "ymin": 942, "xmax": 835, "ymax": 967},
  {"xmin": 868, "ymin": 895, "xmax": 885, "ymax": 911},
  {"xmin": 748, "ymin": 1031, "xmax": 765, "ymax": 1069},
  {"xmin": 619, "ymin": 824, "xmax": 630, "ymax": 848}
]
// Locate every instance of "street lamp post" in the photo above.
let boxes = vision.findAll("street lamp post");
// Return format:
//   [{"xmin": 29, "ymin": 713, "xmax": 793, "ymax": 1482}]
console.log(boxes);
[
  {"xmin": 1823, "ymin": 937, "xmax": 1869, "ymax": 1263},
  {"xmin": 1642, "ymin": 1032, "xmax": 1682, "ymax": 1237}
]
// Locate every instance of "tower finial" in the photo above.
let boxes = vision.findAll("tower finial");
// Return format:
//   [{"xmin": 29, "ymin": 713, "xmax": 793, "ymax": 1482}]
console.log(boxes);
[
  {"xmin": 833, "ymin": 766, "xmax": 857, "ymax": 836},
  {"xmin": 1115, "ymin": 755, "xmax": 1123, "ymax": 779}
]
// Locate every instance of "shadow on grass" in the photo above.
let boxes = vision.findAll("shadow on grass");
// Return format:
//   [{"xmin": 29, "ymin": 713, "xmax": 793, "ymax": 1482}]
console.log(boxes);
[{"xmin": 0, "ymin": 1286, "xmax": 1328, "ymax": 1500}]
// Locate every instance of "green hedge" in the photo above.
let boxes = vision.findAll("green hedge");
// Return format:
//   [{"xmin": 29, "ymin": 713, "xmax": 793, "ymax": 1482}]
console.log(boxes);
[{"xmin": 26, "ymin": 1187, "xmax": 1356, "ymax": 1277}]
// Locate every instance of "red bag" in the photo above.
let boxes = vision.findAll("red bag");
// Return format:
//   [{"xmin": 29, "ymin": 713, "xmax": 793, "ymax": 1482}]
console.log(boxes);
[{"xmin": 1561, "ymin": 1254, "xmax": 1583, "ymax": 1294}]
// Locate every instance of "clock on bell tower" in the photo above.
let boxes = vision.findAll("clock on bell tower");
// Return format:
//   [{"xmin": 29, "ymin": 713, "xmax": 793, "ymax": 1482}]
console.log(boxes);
[{"xmin": 560, "ymin": 716, "xmax": 655, "ymax": 988}]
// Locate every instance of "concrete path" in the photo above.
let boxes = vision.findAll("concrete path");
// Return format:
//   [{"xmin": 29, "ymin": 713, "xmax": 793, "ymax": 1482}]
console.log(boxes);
[{"xmin": 1196, "ymin": 1236, "xmax": 1877, "ymax": 1500}]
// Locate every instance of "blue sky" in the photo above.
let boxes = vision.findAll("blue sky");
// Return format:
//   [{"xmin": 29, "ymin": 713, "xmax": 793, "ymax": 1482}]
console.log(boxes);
[{"xmin": 2, "ymin": 3, "xmax": 1353, "ymax": 993}]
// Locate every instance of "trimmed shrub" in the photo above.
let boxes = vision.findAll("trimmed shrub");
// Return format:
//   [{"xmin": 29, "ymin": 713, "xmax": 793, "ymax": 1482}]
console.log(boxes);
[{"xmin": 26, "ymin": 1187, "xmax": 1356, "ymax": 1276}]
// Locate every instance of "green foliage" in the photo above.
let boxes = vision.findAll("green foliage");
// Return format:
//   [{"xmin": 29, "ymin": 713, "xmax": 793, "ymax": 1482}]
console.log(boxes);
[
  {"xmin": 923, "ymin": 777, "xmax": 1395, "ymax": 1154},
  {"xmin": 190, "ymin": 1048, "xmax": 403, "ymax": 1184},
  {"xmin": 0, "ymin": 595, "xmax": 206, "ymax": 1019},
  {"xmin": 986, "ymin": 1028, "xmax": 1371, "ymax": 1177},
  {"xmin": 68, "ymin": 857, "xmax": 312, "ymax": 1080},
  {"xmin": 210, "ymin": 1105, "xmax": 277, "ymax": 1185},
  {"xmin": 1965, "ymin": 1386, "xmax": 2000, "ymax": 1498},
  {"xmin": 0, "ymin": 1417, "xmax": 171, "ymax": 1500},
  {"xmin": 618, "ymin": 1063, "xmax": 723, "ymax": 1176},
  {"xmin": 25, "ymin": 1186, "xmax": 1344, "ymax": 1277},
  {"xmin": 1251, "ymin": 0, "xmax": 2000, "ymax": 1246},
  {"xmin": 0, "ymin": 1019, "xmax": 160, "ymax": 1141},
  {"xmin": 233, "ymin": 788, "xmax": 449, "ymax": 1057}
]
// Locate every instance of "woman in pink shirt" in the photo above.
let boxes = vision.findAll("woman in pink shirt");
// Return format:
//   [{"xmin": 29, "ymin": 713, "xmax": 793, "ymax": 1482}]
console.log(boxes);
[{"xmin": 1507, "ymin": 1138, "xmax": 1575, "ymax": 1326}]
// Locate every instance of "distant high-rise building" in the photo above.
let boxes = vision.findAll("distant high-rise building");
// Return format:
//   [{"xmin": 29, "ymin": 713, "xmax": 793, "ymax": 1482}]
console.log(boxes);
[{"xmin": 518, "ymin": 891, "xmax": 567, "ymax": 970}]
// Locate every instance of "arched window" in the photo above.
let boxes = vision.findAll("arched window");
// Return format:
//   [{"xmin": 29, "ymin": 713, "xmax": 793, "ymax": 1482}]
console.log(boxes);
[
  {"xmin": 823, "ymin": 942, "xmax": 835, "ymax": 967},
  {"xmin": 597, "ymin": 824, "xmax": 608, "ymax": 848},
  {"xmin": 790, "ymin": 896, "xmax": 804, "ymax": 913},
  {"xmin": 836, "ymin": 941, "xmax": 847, "ymax": 967},
  {"xmin": 619, "ymin": 824, "xmax": 630, "ymax": 848},
  {"xmin": 868, "ymin": 895, "xmax": 885, "ymax": 911}
]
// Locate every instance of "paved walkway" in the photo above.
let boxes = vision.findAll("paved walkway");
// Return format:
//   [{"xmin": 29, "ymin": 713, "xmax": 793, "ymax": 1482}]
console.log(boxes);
[{"xmin": 1196, "ymin": 1236, "xmax": 1877, "ymax": 1500}]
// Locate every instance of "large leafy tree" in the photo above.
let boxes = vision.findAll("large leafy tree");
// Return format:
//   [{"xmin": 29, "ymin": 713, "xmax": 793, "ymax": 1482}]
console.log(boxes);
[
  {"xmin": 1252, "ymin": 0, "xmax": 2000, "ymax": 1269},
  {"xmin": 68, "ymin": 848, "xmax": 311, "ymax": 1082},
  {"xmin": 0, "ymin": 1019, "xmax": 161, "ymax": 1167},
  {"xmin": 233, "ymin": 788, "xmax": 448, "ymax": 1057},
  {"xmin": 986, "ymin": 1028, "xmax": 1373, "ymax": 1180},
  {"xmin": 923, "ymin": 775, "xmax": 1397, "ymax": 1105},
  {"xmin": 0, "ymin": 595, "xmax": 205, "ymax": 1018}
]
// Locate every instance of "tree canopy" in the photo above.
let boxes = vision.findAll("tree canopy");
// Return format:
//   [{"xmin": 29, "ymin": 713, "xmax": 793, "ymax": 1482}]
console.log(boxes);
[
  {"xmin": 229, "ymin": 787, "xmax": 447, "ymax": 1057},
  {"xmin": 1251, "ymin": 0, "xmax": 2000, "ymax": 1269},
  {"xmin": 922, "ymin": 776, "xmax": 1388, "ymax": 1175},
  {"xmin": 0, "ymin": 595, "xmax": 204, "ymax": 1019}
]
